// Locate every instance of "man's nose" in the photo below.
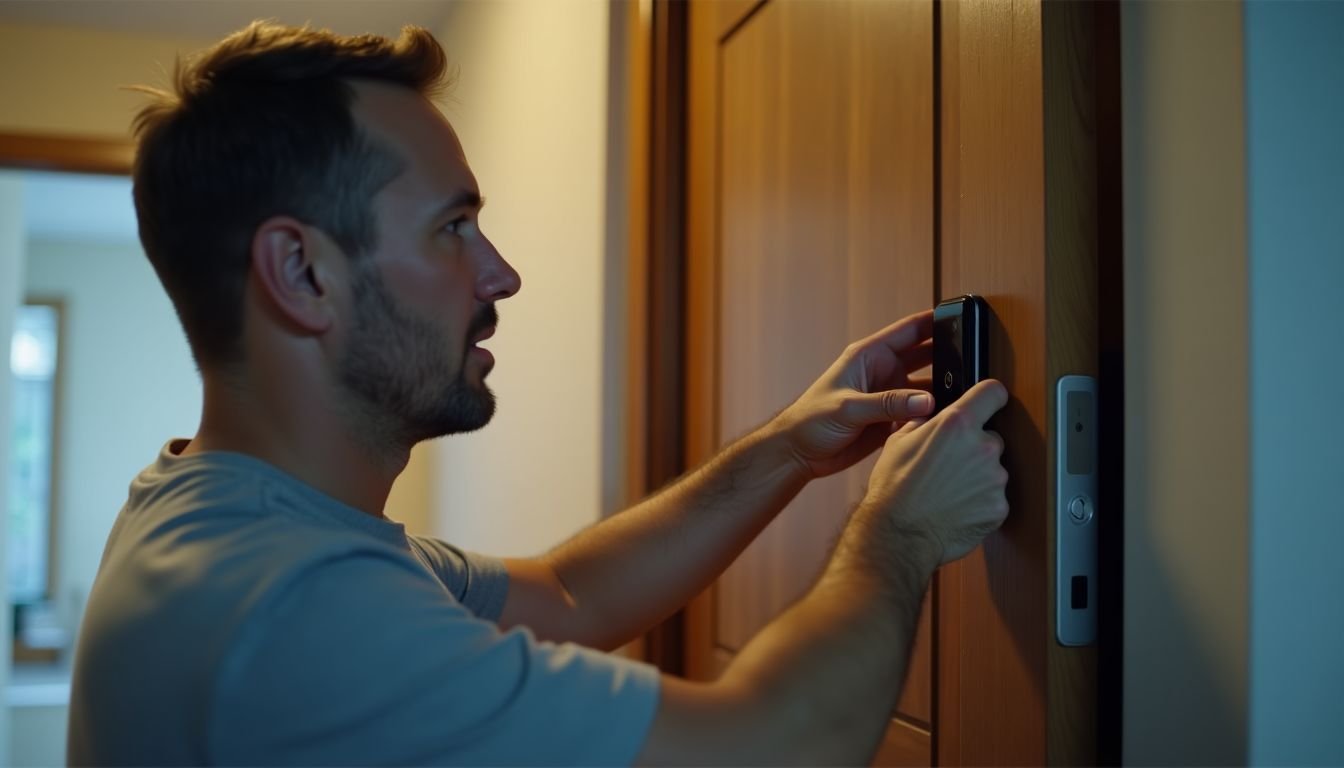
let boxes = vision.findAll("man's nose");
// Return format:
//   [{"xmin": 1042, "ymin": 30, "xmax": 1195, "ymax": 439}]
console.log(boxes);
[{"xmin": 476, "ymin": 238, "xmax": 522, "ymax": 302}]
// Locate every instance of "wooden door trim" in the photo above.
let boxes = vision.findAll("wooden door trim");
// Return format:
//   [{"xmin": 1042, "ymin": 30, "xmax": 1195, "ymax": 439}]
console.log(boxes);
[
  {"xmin": 640, "ymin": 0, "xmax": 692, "ymax": 675},
  {"xmin": 0, "ymin": 131, "xmax": 134, "ymax": 176},
  {"xmin": 681, "ymin": 0, "xmax": 722, "ymax": 683},
  {"xmin": 620, "ymin": 0, "xmax": 695, "ymax": 674}
]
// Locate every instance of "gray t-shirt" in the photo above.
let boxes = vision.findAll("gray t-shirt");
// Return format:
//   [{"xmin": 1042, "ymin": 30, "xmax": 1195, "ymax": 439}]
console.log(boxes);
[{"xmin": 67, "ymin": 440, "xmax": 659, "ymax": 766}]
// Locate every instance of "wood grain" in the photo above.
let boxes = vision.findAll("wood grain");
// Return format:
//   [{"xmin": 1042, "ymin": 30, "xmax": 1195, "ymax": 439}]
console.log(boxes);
[
  {"xmin": 714, "ymin": 0, "xmax": 852, "ymax": 652},
  {"xmin": 938, "ymin": 0, "xmax": 1050, "ymax": 763},
  {"xmin": 687, "ymin": 0, "xmax": 936, "ymax": 761}
]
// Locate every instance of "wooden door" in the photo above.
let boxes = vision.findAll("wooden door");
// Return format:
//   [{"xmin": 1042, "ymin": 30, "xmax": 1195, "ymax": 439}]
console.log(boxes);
[
  {"xmin": 679, "ymin": 0, "xmax": 1117, "ymax": 764},
  {"xmin": 683, "ymin": 0, "xmax": 937, "ymax": 763}
]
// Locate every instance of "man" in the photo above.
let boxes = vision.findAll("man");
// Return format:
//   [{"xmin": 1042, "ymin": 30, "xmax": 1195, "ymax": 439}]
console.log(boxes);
[{"xmin": 68, "ymin": 22, "xmax": 1009, "ymax": 766}]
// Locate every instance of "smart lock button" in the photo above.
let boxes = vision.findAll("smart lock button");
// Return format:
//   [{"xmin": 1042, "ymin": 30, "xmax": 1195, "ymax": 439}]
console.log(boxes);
[{"xmin": 1068, "ymin": 495, "xmax": 1094, "ymax": 525}]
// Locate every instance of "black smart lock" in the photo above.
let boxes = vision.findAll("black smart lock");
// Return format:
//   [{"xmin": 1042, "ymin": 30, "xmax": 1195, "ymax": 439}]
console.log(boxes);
[{"xmin": 932, "ymin": 294, "xmax": 989, "ymax": 415}]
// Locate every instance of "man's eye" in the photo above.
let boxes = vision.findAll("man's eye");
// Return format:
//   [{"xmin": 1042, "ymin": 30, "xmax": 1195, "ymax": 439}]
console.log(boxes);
[{"xmin": 444, "ymin": 217, "xmax": 468, "ymax": 235}]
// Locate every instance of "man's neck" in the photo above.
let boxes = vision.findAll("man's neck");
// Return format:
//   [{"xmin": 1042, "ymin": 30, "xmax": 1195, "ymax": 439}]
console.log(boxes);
[{"xmin": 182, "ymin": 372, "xmax": 410, "ymax": 518}]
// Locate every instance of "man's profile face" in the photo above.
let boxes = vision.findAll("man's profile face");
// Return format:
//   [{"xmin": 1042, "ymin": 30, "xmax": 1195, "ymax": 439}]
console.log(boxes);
[{"xmin": 336, "ymin": 80, "xmax": 521, "ymax": 442}]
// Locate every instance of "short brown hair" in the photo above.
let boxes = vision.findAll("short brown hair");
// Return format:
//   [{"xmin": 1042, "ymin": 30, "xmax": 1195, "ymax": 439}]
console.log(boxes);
[{"xmin": 130, "ymin": 21, "xmax": 451, "ymax": 369}]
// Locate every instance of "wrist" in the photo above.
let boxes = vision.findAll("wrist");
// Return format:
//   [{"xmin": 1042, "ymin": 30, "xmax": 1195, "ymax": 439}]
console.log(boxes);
[
  {"xmin": 828, "ymin": 504, "xmax": 941, "ymax": 596},
  {"xmin": 753, "ymin": 415, "xmax": 815, "ymax": 485}
]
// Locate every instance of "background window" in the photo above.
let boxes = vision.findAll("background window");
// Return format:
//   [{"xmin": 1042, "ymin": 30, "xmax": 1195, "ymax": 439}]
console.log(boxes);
[{"xmin": 9, "ymin": 301, "xmax": 60, "ymax": 605}]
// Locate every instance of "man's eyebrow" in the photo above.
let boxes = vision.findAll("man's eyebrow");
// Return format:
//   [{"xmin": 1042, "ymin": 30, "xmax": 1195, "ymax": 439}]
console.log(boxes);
[{"xmin": 436, "ymin": 191, "xmax": 485, "ymax": 214}]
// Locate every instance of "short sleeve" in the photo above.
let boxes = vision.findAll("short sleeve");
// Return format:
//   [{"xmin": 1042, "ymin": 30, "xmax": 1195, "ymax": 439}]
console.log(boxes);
[
  {"xmin": 209, "ymin": 551, "xmax": 660, "ymax": 766},
  {"xmin": 407, "ymin": 535, "xmax": 510, "ymax": 621}
]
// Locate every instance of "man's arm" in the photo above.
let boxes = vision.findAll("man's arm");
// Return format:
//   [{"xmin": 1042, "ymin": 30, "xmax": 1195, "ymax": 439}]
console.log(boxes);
[
  {"xmin": 639, "ymin": 512, "xmax": 939, "ymax": 765},
  {"xmin": 637, "ymin": 379, "xmax": 1010, "ymax": 765},
  {"xmin": 502, "ymin": 422, "xmax": 809, "ymax": 650},
  {"xmin": 499, "ymin": 311, "xmax": 937, "ymax": 650}
]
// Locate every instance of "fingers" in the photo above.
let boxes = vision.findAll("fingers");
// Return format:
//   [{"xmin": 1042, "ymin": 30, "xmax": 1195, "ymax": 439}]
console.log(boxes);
[
  {"xmin": 848, "ymin": 315, "xmax": 934, "ymax": 392},
  {"xmin": 907, "ymin": 375, "xmax": 934, "ymax": 393},
  {"xmin": 945, "ymin": 379, "xmax": 1009, "ymax": 427},
  {"xmin": 858, "ymin": 309, "xmax": 935, "ymax": 359},
  {"xmin": 898, "ymin": 339, "xmax": 934, "ymax": 375},
  {"xmin": 846, "ymin": 389, "xmax": 934, "ymax": 426}
]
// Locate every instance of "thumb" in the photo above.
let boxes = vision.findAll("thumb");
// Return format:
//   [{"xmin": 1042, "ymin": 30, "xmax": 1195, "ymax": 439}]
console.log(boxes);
[{"xmin": 847, "ymin": 389, "xmax": 934, "ymax": 425}]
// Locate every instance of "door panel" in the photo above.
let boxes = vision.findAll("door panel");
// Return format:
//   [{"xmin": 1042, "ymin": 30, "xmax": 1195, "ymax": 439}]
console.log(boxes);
[
  {"xmin": 715, "ymin": 0, "xmax": 766, "ymax": 40},
  {"xmin": 689, "ymin": 0, "xmax": 936, "ymax": 763},
  {"xmin": 716, "ymin": 0, "xmax": 852, "ymax": 652}
]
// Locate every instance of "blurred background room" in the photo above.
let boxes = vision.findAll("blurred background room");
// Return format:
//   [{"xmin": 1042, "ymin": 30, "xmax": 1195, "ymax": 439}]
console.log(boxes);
[{"xmin": 0, "ymin": 0, "xmax": 1340, "ymax": 766}]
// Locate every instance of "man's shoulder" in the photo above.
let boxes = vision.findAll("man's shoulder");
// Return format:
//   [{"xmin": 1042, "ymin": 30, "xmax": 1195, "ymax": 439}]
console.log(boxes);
[
  {"xmin": 123, "ymin": 448, "xmax": 409, "ymax": 556},
  {"xmin": 91, "ymin": 451, "xmax": 419, "ymax": 644}
]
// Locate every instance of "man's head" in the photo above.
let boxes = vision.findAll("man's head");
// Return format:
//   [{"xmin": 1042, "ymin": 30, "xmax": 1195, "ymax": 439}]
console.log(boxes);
[{"xmin": 132, "ymin": 22, "xmax": 520, "ymax": 444}]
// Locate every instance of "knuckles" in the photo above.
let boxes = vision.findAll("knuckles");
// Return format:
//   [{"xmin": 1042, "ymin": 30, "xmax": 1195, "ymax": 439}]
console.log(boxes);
[
  {"xmin": 835, "ymin": 393, "xmax": 863, "ymax": 421},
  {"xmin": 936, "ymin": 407, "xmax": 972, "ymax": 435}
]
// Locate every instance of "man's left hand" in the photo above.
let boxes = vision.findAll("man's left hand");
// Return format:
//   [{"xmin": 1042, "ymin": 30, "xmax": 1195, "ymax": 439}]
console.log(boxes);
[{"xmin": 771, "ymin": 310, "xmax": 935, "ymax": 479}]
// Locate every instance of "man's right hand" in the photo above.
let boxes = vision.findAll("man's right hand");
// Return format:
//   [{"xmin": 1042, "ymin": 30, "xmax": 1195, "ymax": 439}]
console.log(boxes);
[{"xmin": 861, "ymin": 378, "xmax": 1011, "ymax": 564}]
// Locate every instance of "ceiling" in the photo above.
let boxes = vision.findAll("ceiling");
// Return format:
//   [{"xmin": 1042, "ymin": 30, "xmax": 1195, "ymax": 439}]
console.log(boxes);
[{"xmin": 0, "ymin": 0, "xmax": 456, "ymax": 41}]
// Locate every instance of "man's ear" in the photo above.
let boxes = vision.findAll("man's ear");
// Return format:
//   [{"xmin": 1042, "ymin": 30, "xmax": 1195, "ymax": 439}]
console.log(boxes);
[{"xmin": 250, "ymin": 216, "xmax": 337, "ymax": 334}]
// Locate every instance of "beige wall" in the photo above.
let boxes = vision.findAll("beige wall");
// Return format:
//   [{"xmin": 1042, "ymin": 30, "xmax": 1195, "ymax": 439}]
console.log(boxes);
[
  {"xmin": 1121, "ymin": 1, "xmax": 1249, "ymax": 763},
  {"xmin": 385, "ymin": 443, "xmax": 431, "ymax": 535},
  {"xmin": 0, "ymin": 21, "xmax": 209, "ymax": 137},
  {"xmin": 427, "ymin": 0, "xmax": 612, "ymax": 556}
]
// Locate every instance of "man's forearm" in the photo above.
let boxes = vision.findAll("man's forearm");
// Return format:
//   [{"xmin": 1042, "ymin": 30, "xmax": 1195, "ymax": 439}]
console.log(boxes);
[
  {"xmin": 719, "ymin": 506, "xmax": 938, "ymax": 762},
  {"xmin": 636, "ymin": 505, "xmax": 940, "ymax": 765},
  {"xmin": 540, "ymin": 421, "xmax": 810, "ymax": 650}
]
